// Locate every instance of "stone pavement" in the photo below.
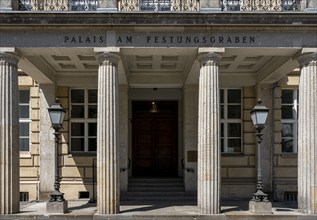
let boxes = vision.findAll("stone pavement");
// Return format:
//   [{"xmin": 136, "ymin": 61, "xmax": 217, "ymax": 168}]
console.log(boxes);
[{"xmin": 1, "ymin": 200, "xmax": 317, "ymax": 220}]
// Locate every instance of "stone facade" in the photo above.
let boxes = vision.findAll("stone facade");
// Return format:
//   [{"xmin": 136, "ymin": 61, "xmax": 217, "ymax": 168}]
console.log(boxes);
[{"xmin": 0, "ymin": 0, "xmax": 316, "ymax": 215}]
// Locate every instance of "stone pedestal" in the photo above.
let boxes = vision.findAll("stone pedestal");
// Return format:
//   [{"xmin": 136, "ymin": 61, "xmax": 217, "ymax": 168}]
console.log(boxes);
[
  {"xmin": 0, "ymin": 51, "xmax": 20, "ymax": 214},
  {"xmin": 298, "ymin": 52, "xmax": 317, "ymax": 214},
  {"xmin": 96, "ymin": 52, "xmax": 120, "ymax": 214},
  {"xmin": 197, "ymin": 52, "xmax": 221, "ymax": 214},
  {"xmin": 46, "ymin": 201, "xmax": 68, "ymax": 214},
  {"xmin": 249, "ymin": 200, "xmax": 272, "ymax": 214}
]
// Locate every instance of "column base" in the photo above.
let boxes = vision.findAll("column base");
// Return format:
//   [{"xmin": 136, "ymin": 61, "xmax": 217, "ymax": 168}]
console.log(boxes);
[
  {"xmin": 249, "ymin": 200, "xmax": 272, "ymax": 214},
  {"xmin": 46, "ymin": 201, "xmax": 68, "ymax": 214}
]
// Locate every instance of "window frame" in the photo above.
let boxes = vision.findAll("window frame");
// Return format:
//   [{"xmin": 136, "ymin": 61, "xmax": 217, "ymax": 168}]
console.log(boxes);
[
  {"xmin": 19, "ymin": 89, "xmax": 31, "ymax": 152},
  {"xmin": 220, "ymin": 88, "xmax": 243, "ymax": 154},
  {"xmin": 70, "ymin": 88, "xmax": 97, "ymax": 153},
  {"xmin": 281, "ymin": 89, "xmax": 299, "ymax": 154}
]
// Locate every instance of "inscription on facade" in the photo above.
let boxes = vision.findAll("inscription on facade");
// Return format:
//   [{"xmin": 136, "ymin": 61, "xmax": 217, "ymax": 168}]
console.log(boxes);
[
  {"xmin": 62, "ymin": 33, "xmax": 256, "ymax": 46},
  {"xmin": 1, "ymin": 31, "xmax": 316, "ymax": 48}
]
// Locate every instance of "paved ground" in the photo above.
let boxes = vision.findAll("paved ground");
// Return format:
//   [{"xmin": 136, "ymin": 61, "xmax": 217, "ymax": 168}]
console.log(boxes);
[{"xmin": 1, "ymin": 200, "xmax": 316, "ymax": 220}]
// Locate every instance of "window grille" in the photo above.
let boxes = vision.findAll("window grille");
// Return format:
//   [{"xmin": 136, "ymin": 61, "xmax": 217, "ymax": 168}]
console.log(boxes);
[
  {"xmin": 284, "ymin": 191, "xmax": 297, "ymax": 202},
  {"xmin": 20, "ymin": 192, "xmax": 29, "ymax": 202}
]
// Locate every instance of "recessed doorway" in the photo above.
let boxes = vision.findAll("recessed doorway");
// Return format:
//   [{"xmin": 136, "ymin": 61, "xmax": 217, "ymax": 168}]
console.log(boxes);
[{"xmin": 132, "ymin": 101, "xmax": 178, "ymax": 177}]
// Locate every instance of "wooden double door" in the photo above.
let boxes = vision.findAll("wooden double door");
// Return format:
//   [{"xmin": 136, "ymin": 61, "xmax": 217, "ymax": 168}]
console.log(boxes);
[{"xmin": 132, "ymin": 101, "xmax": 178, "ymax": 177}]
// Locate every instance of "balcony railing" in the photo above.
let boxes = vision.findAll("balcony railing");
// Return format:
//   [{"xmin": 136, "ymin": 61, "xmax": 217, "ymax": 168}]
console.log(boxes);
[
  {"xmin": 18, "ymin": 0, "xmax": 301, "ymax": 11},
  {"xmin": 221, "ymin": 0, "xmax": 301, "ymax": 12},
  {"xmin": 19, "ymin": 0, "xmax": 98, "ymax": 11},
  {"xmin": 119, "ymin": 0, "xmax": 200, "ymax": 11}
]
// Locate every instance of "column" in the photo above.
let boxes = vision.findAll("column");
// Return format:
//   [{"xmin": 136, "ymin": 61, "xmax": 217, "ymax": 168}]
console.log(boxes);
[
  {"xmin": 197, "ymin": 52, "xmax": 221, "ymax": 214},
  {"xmin": 96, "ymin": 52, "xmax": 120, "ymax": 214},
  {"xmin": 0, "ymin": 51, "xmax": 20, "ymax": 214},
  {"xmin": 298, "ymin": 52, "xmax": 317, "ymax": 214},
  {"xmin": 39, "ymin": 84, "xmax": 56, "ymax": 200}
]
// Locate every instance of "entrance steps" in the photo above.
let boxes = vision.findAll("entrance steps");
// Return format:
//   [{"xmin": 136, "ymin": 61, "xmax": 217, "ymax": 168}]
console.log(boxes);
[{"xmin": 121, "ymin": 178, "xmax": 196, "ymax": 203}]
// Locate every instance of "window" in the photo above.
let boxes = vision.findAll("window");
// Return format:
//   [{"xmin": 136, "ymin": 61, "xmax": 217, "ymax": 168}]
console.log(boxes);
[
  {"xmin": 281, "ymin": 89, "xmax": 298, "ymax": 153},
  {"xmin": 220, "ymin": 89, "xmax": 242, "ymax": 153},
  {"xmin": 19, "ymin": 90, "xmax": 30, "ymax": 151},
  {"xmin": 70, "ymin": 89, "xmax": 97, "ymax": 152}
]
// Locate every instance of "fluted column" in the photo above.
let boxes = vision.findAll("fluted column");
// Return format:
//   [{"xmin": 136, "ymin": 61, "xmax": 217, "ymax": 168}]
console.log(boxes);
[
  {"xmin": 197, "ymin": 52, "xmax": 221, "ymax": 214},
  {"xmin": 0, "ymin": 51, "xmax": 20, "ymax": 214},
  {"xmin": 96, "ymin": 52, "xmax": 120, "ymax": 214},
  {"xmin": 298, "ymin": 52, "xmax": 317, "ymax": 214}
]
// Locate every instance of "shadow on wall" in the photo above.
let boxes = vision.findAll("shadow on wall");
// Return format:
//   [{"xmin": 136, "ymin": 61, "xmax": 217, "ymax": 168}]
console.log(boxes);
[{"xmin": 60, "ymin": 155, "xmax": 97, "ymax": 201}]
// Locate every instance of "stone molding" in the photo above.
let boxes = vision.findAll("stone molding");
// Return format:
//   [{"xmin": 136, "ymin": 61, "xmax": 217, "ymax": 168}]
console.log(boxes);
[{"xmin": 298, "ymin": 52, "xmax": 317, "ymax": 68}]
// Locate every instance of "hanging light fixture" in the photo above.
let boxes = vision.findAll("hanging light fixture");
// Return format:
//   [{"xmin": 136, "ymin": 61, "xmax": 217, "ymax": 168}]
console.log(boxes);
[{"xmin": 149, "ymin": 101, "xmax": 159, "ymax": 113}]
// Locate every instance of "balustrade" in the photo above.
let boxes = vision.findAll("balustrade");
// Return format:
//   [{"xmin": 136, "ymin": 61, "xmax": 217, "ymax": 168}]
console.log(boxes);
[
  {"xmin": 18, "ymin": 0, "xmax": 302, "ymax": 11},
  {"xmin": 221, "ymin": 0, "xmax": 301, "ymax": 11},
  {"xmin": 119, "ymin": 0, "xmax": 199, "ymax": 11},
  {"xmin": 19, "ymin": 0, "xmax": 98, "ymax": 11}
]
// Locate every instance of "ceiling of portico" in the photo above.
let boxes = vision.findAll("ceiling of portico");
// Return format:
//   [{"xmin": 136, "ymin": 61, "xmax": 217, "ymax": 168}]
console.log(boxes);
[{"xmin": 17, "ymin": 47, "xmax": 301, "ymax": 87}]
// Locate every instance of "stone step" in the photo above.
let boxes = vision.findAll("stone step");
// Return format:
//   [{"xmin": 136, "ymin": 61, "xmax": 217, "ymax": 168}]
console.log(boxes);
[
  {"xmin": 128, "ymin": 186, "xmax": 184, "ymax": 192},
  {"xmin": 121, "ymin": 191, "xmax": 197, "ymax": 202},
  {"xmin": 129, "ymin": 178, "xmax": 183, "ymax": 184}
]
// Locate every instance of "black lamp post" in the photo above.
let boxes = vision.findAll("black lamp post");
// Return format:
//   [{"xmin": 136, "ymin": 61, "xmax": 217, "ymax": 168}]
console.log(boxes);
[
  {"xmin": 250, "ymin": 99, "xmax": 269, "ymax": 202},
  {"xmin": 48, "ymin": 98, "xmax": 66, "ymax": 202}
]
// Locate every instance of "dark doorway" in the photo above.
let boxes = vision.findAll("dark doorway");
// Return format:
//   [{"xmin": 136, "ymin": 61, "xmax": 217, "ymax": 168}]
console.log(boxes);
[{"xmin": 132, "ymin": 101, "xmax": 178, "ymax": 177}]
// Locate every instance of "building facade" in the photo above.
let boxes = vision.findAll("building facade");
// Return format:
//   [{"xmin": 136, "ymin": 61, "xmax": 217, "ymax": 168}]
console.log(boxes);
[{"xmin": 0, "ymin": 0, "xmax": 316, "ymax": 215}]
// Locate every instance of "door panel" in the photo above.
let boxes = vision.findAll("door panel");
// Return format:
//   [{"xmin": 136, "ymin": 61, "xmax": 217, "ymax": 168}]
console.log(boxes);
[{"xmin": 132, "ymin": 101, "xmax": 178, "ymax": 177}]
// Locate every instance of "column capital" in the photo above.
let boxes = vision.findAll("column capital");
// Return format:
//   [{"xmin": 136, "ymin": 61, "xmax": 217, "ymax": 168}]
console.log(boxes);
[
  {"xmin": 298, "ymin": 52, "xmax": 317, "ymax": 68},
  {"xmin": 0, "ymin": 52, "xmax": 20, "ymax": 66},
  {"xmin": 197, "ymin": 52, "xmax": 222, "ymax": 66},
  {"xmin": 96, "ymin": 52, "xmax": 120, "ymax": 66}
]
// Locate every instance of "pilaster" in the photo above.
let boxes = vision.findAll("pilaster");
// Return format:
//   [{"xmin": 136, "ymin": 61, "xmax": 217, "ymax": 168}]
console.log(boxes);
[
  {"xmin": 0, "ymin": 0, "xmax": 12, "ymax": 11},
  {"xmin": 97, "ymin": 0, "xmax": 118, "ymax": 11},
  {"xmin": 96, "ymin": 52, "xmax": 120, "ymax": 214},
  {"xmin": 0, "ymin": 51, "xmax": 20, "ymax": 214},
  {"xmin": 183, "ymin": 85, "xmax": 198, "ymax": 192},
  {"xmin": 197, "ymin": 52, "xmax": 221, "ymax": 214},
  {"xmin": 302, "ymin": 0, "xmax": 317, "ymax": 12},
  {"xmin": 119, "ymin": 85, "xmax": 128, "ymax": 192},
  {"xmin": 297, "ymin": 52, "xmax": 317, "ymax": 214},
  {"xmin": 39, "ymin": 84, "xmax": 56, "ymax": 200},
  {"xmin": 200, "ymin": 0, "xmax": 221, "ymax": 12}
]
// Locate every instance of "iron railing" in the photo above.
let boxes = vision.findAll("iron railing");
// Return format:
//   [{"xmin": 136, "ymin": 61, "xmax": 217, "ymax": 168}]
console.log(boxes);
[{"xmin": 221, "ymin": 0, "xmax": 301, "ymax": 12}]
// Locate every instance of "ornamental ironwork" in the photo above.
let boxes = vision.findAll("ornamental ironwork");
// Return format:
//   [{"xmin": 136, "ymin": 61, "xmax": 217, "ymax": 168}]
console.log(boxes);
[
  {"xmin": 119, "ymin": 0, "xmax": 200, "ymax": 11},
  {"xmin": 221, "ymin": 0, "xmax": 301, "ymax": 11},
  {"xmin": 19, "ymin": 0, "xmax": 98, "ymax": 11}
]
